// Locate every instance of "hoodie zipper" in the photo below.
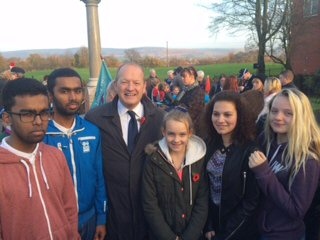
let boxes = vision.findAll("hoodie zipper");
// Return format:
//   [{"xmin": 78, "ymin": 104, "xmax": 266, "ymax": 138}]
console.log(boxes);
[
  {"xmin": 48, "ymin": 125, "xmax": 84, "ymax": 211},
  {"xmin": 219, "ymin": 155, "xmax": 247, "ymax": 238},
  {"xmin": 224, "ymin": 171, "xmax": 247, "ymax": 239},
  {"xmin": 223, "ymin": 172, "xmax": 247, "ymax": 239},
  {"xmin": 242, "ymin": 171, "xmax": 247, "ymax": 196},
  {"xmin": 218, "ymin": 165, "xmax": 225, "ymax": 229},
  {"xmin": 225, "ymin": 218, "xmax": 246, "ymax": 240},
  {"xmin": 31, "ymin": 158, "xmax": 54, "ymax": 240},
  {"xmin": 69, "ymin": 137, "xmax": 79, "ymax": 211}
]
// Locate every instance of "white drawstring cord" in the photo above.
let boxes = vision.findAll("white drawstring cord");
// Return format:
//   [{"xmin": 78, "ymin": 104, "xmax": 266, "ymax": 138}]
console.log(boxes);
[
  {"xmin": 39, "ymin": 152, "xmax": 50, "ymax": 190},
  {"xmin": 20, "ymin": 159, "xmax": 32, "ymax": 198}
]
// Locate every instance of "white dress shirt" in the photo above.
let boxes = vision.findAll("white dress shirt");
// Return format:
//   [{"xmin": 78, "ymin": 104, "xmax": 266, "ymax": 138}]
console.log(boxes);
[{"xmin": 117, "ymin": 101, "xmax": 144, "ymax": 145}]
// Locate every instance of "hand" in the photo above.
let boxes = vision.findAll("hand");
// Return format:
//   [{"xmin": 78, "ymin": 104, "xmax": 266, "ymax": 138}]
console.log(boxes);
[
  {"xmin": 94, "ymin": 225, "xmax": 106, "ymax": 240},
  {"xmin": 205, "ymin": 231, "xmax": 215, "ymax": 240},
  {"xmin": 249, "ymin": 151, "xmax": 267, "ymax": 168}
]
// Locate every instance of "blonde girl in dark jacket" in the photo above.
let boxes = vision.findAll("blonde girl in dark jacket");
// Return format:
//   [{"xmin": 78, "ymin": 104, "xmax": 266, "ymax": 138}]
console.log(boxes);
[{"xmin": 142, "ymin": 108, "xmax": 208, "ymax": 240}]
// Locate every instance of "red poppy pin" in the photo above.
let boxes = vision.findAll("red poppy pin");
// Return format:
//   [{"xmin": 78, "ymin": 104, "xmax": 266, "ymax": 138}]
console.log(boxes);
[
  {"xmin": 139, "ymin": 117, "xmax": 146, "ymax": 125},
  {"xmin": 192, "ymin": 173, "xmax": 200, "ymax": 183}
]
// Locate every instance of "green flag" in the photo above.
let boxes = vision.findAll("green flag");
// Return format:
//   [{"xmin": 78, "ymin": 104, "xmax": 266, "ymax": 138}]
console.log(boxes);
[{"xmin": 91, "ymin": 60, "xmax": 113, "ymax": 109}]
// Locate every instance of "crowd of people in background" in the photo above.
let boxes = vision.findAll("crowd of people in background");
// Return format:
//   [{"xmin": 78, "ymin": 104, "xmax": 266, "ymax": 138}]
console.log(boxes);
[{"xmin": 0, "ymin": 61, "xmax": 319, "ymax": 240}]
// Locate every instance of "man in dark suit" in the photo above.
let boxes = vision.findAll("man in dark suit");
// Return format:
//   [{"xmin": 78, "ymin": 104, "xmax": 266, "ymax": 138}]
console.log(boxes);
[{"xmin": 85, "ymin": 63, "xmax": 164, "ymax": 240}]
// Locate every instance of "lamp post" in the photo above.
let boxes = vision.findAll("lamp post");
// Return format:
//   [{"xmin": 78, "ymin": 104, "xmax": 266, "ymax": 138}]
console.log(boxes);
[{"xmin": 80, "ymin": 0, "xmax": 102, "ymax": 109}]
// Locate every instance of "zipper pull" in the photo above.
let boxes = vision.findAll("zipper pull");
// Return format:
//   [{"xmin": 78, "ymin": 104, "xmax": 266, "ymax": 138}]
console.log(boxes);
[{"xmin": 242, "ymin": 171, "xmax": 247, "ymax": 196}]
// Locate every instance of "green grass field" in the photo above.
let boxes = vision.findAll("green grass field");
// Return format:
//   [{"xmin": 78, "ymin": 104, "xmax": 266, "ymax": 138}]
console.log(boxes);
[
  {"xmin": 24, "ymin": 62, "xmax": 320, "ymax": 122},
  {"xmin": 25, "ymin": 62, "xmax": 285, "ymax": 83}
]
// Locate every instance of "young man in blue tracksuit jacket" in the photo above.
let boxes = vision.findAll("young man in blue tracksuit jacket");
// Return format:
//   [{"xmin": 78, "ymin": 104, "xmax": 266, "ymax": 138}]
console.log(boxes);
[{"xmin": 43, "ymin": 68, "xmax": 107, "ymax": 240}]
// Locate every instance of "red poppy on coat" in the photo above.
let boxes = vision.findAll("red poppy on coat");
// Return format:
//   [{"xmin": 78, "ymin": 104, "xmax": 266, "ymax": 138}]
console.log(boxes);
[
  {"xmin": 192, "ymin": 173, "xmax": 200, "ymax": 183},
  {"xmin": 139, "ymin": 117, "xmax": 146, "ymax": 125}
]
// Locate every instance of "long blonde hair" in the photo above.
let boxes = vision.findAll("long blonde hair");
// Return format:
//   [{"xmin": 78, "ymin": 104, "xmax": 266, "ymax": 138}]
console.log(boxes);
[
  {"xmin": 264, "ymin": 77, "xmax": 282, "ymax": 95},
  {"xmin": 265, "ymin": 89, "xmax": 320, "ymax": 188}
]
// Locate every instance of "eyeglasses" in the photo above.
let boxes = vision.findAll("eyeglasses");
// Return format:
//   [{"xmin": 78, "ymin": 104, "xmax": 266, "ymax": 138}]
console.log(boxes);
[{"xmin": 7, "ymin": 110, "xmax": 51, "ymax": 123}]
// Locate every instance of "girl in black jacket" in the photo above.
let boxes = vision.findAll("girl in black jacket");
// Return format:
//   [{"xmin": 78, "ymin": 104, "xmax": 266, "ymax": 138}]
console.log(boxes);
[
  {"xmin": 201, "ymin": 91, "xmax": 262, "ymax": 240},
  {"xmin": 142, "ymin": 108, "xmax": 208, "ymax": 240}
]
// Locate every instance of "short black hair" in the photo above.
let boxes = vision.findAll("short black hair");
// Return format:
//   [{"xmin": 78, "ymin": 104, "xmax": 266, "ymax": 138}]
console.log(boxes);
[
  {"xmin": 238, "ymin": 68, "xmax": 248, "ymax": 78},
  {"xmin": 10, "ymin": 67, "xmax": 25, "ymax": 74},
  {"xmin": 2, "ymin": 78, "xmax": 48, "ymax": 111},
  {"xmin": 47, "ymin": 68, "xmax": 82, "ymax": 94},
  {"xmin": 181, "ymin": 66, "xmax": 198, "ymax": 79}
]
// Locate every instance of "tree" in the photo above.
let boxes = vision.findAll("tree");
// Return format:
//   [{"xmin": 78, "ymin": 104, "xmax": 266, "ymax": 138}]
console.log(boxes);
[
  {"xmin": 26, "ymin": 54, "xmax": 46, "ymax": 71},
  {"xmin": 105, "ymin": 55, "xmax": 121, "ymax": 67},
  {"xmin": 124, "ymin": 49, "xmax": 142, "ymax": 64},
  {"xmin": 207, "ymin": 0, "xmax": 289, "ymax": 74},
  {"xmin": 73, "ymin": 53, "xmax": 80, "ymax": 67},
  {"xmin": 141, "ymin": 56, "xmax": 165, "ymax": 68},
  {"xmin": 0, "ymin": 54, "xmax": 7, "ymax": 71},
  {"xmin": 75, "ymin": 47, "xmax": 89, "ymax": 68},
  {"xmin": 265, "ymin": 0, "xmax": 293, "ymax": 70}
]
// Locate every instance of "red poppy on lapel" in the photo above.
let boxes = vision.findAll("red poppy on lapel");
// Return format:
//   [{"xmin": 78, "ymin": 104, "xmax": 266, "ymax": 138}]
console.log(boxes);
[{"xmin": 139, "ymin": 116, "xmax": 146, "ymax": 125}]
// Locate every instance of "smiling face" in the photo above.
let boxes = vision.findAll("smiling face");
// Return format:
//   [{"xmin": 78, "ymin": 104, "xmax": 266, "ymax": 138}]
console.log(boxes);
[
  {"xmin": 212, "ymin": 101, "xmax": 237, "ymax": 142},
  {"xmin": 3, "ymin": 94, "xmax": 50, "ymax": 152},
  {"xmin": 162, "ymin": 119, "xmax": 191, "ymax": 154},
  {"xmin": 269, "ymin": 95, "xmax": 293, "ymax": 143},
  {"xmin": 116, "ymin": 65, "xmax": 146, "ymax": 110}
]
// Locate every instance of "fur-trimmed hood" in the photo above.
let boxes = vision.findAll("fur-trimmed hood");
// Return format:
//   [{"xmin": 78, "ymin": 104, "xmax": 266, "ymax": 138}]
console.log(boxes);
[{"xmin": 145, "ymin": 135, "xmax": 206, "ymax": 167}]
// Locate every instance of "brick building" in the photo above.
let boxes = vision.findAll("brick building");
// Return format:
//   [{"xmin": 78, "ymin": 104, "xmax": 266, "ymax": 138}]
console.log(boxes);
[{"xmin": 291, "ymin": 0, "xmax": 320, "ymax": 75}]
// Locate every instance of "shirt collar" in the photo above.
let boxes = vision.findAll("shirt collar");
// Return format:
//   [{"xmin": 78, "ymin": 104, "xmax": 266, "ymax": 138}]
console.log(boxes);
[
  {"xmin": 52, "ymin": 119, "xmax": 76, "ymax": 135},
  {"xmin": 1, "ymin": 137, "xmax": 39, "ymax": 159},
  {"xmin": 117, "ymin": 100, "xmax": 144, "ymax": 118}
]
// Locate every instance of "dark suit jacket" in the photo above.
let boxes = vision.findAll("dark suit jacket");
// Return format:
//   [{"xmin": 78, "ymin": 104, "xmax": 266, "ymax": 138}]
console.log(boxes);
[{"xmin": 85, "ymin": 95, "xmax": 164, "ymax": 240}]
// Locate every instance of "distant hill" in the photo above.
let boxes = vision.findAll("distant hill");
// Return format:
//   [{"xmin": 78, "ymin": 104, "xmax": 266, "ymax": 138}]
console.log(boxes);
[{"xmin": 1, "ymin": 47, "xmax": 242, "ymax": 60}]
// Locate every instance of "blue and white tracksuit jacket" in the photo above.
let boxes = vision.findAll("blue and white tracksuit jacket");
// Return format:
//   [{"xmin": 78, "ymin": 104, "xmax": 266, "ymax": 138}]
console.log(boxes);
[{"xmin": 44, "ymin": 115, "xmax": 107, "ymax": 228}]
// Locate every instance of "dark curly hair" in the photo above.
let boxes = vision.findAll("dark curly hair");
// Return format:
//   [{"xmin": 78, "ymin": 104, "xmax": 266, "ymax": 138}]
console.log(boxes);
[{"xmin": 200, "ymin": 90, "xmax": 261, "ymax": 146}]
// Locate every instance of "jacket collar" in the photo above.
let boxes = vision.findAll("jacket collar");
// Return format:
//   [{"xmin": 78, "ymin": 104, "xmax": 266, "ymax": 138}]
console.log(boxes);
[
  {"xmin": 47, "ymin": 115, "xmax": 85, "ymax": 136},
  {"xmin": 158, "ymin": 135, "xmax": 206, "ymax": 167}
]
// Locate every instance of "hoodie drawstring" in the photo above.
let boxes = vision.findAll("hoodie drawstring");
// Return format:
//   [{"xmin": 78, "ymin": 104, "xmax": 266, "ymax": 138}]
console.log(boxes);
[
  {"xmin": 189, "ymin": 165, "xmax": 192, "ymax": 206},
  {"xmin": 20, "ymin": 159, "xmax": 32, "ymax": 198},
  {"xmin": 39, "ymin": 152, "xmax": 50, "ymax": 190},
  {"xmin": 20, "ymin": 152, "xmax": 50, "ymax": 198}
]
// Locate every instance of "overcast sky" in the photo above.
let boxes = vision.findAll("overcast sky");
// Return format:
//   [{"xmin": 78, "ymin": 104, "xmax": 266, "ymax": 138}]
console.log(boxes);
[{"xmin": 0, "ymin": 0, "xmax": 246, "ymax": 52}]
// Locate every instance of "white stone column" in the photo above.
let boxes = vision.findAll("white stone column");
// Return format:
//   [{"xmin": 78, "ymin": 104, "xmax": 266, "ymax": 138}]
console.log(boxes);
[{"xmin": 80, "ymin": 0, "xmax": 102, "ymax": 109}]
